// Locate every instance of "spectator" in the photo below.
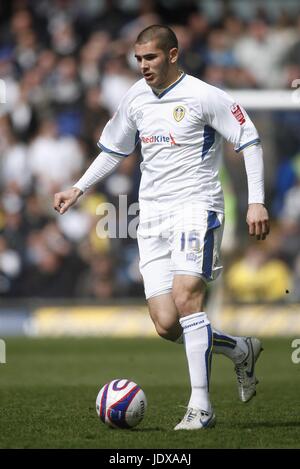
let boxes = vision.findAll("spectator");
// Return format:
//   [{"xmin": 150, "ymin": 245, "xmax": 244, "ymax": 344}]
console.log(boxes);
[
  {"xmin": 233, "ymin": 17, "xmax": 295, "ymax": 88},
  {"xmin": 101, "ymin": 53, "xmax": 136, "ymax": 115},
  {"xmin": 226, "ymin": 244, "xmax": 292, "ymax": 303},
  {"xmin": 28, "ymin": 119, "xmax": 84, "ymax": 194},
  {"xmin": 0, "ymin": 0, "xmax": 300, "ymax": 300},
  {"xmin": 0, "ymin": 235, "xmax": 22, "ymax": 296},
  {"xmin": 0, "ymin": 117, "xmax": 32, "ymax": 191}
]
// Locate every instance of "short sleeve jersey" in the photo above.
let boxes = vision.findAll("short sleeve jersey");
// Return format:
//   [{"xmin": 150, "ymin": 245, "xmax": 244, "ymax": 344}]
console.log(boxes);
[{"xmin": 98, "ymin": 73, "xmax": 260, "ymax": 220}]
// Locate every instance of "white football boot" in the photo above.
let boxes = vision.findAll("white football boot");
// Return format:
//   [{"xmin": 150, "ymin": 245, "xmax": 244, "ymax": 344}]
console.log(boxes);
[
  {"xmin": 234, "ymin": 337, "xmax": 263, "ymax": 403},
  {"xmin": 174, "ymin": 408, "xmax": 216, "ymax": 431}
]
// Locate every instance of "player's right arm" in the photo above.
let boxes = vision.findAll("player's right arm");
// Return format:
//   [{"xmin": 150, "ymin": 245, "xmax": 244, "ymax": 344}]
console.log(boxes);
[
  {"xmin": 54, "ymin": 186, "xmax": 83, "ymax": 215},
  {"xmin": 53, "ymin": 151, "xmax": 122, "ymax": 214},
  {"xmin": 53, "ymin": 87, "xmax": 138, "ymax": 215}
]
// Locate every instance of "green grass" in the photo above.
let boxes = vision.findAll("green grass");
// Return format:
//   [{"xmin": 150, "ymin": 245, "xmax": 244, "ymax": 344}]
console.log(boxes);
[{"xmin": 0, "ymin": 337, "xmax": 299, "ymax": 448}]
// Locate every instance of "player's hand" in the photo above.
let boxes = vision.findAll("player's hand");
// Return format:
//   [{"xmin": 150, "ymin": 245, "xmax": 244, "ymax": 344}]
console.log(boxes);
[
  {"xmin": 246, "ymin": 203, "xmax": 270, "ymax": 240},
  {"xmin": 53, "ymin": 187, "xmax": 83, "ymax": 215}
]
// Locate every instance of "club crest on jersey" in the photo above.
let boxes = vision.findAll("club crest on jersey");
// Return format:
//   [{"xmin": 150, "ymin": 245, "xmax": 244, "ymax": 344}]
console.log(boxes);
[
  {"xmin": 230, "ymin": 103, "xmax": 245, "ymax": 125},
  {"xmin": 173, "ymin": 105, "xmax": 185, "ymax": 122}
]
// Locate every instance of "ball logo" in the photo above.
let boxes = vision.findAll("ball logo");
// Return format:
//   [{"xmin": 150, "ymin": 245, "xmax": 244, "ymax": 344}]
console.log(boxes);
[
  {"xmin": 173, "ymin": 105, "xmax": 185, "ymax": 122},
  {"xmin": 230, "ymin": 103, "xmax": 245, "ymax": 125}
]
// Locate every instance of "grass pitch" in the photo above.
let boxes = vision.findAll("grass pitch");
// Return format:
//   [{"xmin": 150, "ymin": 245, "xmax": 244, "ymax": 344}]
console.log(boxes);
[{"xmin": 0, "ymin": 337, "xmax": 299, "ymax": 448}]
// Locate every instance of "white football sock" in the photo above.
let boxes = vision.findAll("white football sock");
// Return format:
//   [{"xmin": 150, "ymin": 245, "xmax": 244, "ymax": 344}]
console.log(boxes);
[
  {"xmin": 175, "ymin": 329, "xmax": 247, "ymax": 363},
  {"xmin": 212, "ymin": 328, "xmax": 248, "ymax": 363},
  {"xmin": 179, "ymin": 312, "xmax": 213, "ymax": 412}
]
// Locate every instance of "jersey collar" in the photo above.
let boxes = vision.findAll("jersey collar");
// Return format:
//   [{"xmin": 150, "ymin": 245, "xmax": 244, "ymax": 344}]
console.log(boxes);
[{"xmin": 151, "ymin": 72, "xmax": 186, "ymax": 99}]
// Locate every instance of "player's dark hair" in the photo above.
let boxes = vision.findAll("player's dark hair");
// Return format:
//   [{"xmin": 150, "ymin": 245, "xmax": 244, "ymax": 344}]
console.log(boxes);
[{"xmin": 135, "ymin": 25, "xmax": 178, "ymax": 53}]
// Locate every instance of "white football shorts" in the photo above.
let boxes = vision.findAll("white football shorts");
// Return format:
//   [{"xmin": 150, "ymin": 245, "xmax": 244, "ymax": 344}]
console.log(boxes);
[{"xmin": 137, "ymin": 206, "xmax": 224, "ymax": 300}]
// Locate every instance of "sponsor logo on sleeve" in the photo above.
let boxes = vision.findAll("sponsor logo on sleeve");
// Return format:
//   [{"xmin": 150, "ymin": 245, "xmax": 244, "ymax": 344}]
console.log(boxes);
[{"xmin": 230, "ymin": 103, "xmax": 246, "ymax": 125}]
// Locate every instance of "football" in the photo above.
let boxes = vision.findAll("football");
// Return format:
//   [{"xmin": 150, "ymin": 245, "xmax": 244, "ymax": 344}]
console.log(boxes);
[{"xmin": 96, "ymin": 379, "xmax": 147, "ymax": 429}]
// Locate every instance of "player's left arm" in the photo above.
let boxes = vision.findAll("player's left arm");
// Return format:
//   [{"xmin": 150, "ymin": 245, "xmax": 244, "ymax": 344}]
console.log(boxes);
[
  {"xmin": 242, "ymin": 143, "xmax": 270, "ymax": 240},
  {"xmin": 201, "ymin": 85, "xmax": 270, "ymax": 240}
]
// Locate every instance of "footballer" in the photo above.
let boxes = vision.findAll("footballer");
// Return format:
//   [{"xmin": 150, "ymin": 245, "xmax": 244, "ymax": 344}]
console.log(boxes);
[{"xmin": 54, "ymin": 25, "xmax": 270, "ymax": 430}]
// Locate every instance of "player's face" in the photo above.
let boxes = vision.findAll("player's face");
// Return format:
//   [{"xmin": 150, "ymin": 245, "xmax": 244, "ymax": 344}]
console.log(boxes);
[{"xmin": 134, "ymin": 40, "xmax": 178, "ymax": 89}]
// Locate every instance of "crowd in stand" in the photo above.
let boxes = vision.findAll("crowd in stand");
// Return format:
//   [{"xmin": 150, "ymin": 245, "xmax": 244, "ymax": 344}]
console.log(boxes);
[{"xmin": 0, "ymin": 0, "xmax": 299, "ymax": 302}]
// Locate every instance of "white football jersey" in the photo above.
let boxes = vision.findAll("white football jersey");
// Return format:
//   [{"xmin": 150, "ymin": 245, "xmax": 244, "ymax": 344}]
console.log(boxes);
[{"xmin": 98, "ymin": 73, "xmax": 260, "ymax": 221}]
